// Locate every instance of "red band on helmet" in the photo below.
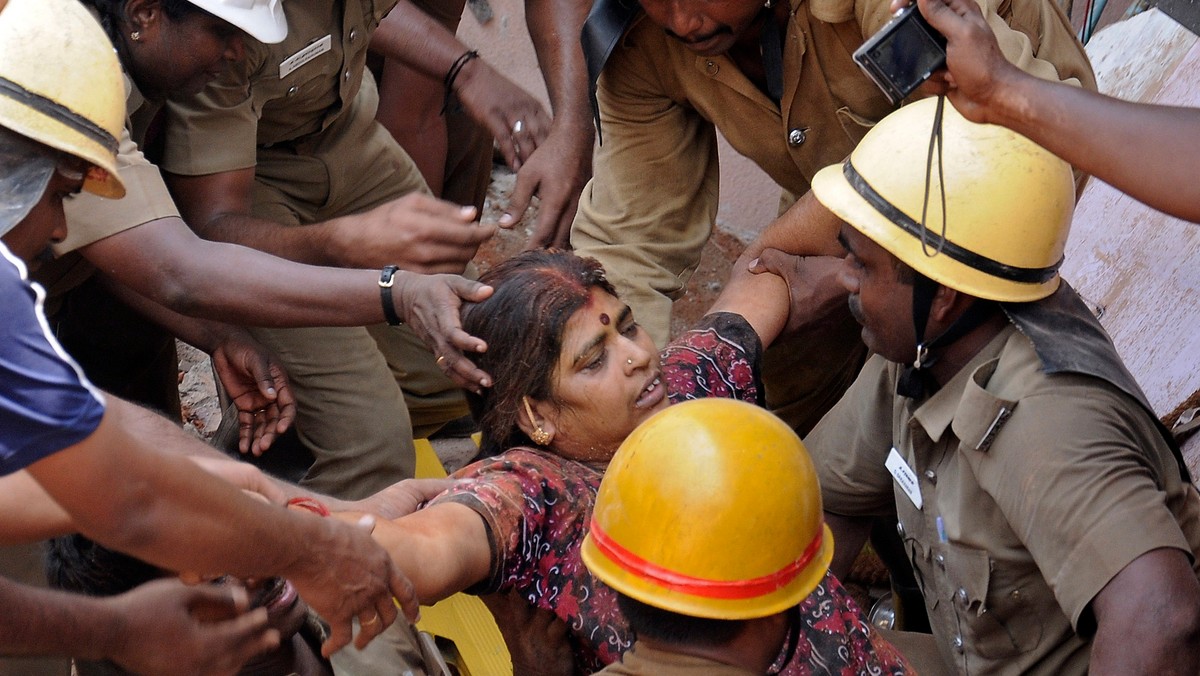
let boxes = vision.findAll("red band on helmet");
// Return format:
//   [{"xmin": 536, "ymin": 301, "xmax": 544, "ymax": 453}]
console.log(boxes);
[{"xmin": 588, "ymin": 519, "xmax": 824, "ymax": 600}]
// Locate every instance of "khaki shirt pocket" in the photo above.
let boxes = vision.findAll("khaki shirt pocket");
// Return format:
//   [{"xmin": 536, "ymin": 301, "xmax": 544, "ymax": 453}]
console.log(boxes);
[{"xmin": 940, "ymin": 542, "xmax": 1044, "ymax": 660}]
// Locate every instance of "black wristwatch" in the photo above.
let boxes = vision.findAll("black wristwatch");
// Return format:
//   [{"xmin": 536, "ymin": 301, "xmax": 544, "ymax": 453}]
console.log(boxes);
[{"xmin": 379, "ymin": 265, "xmax": 403, "ymax": 326}]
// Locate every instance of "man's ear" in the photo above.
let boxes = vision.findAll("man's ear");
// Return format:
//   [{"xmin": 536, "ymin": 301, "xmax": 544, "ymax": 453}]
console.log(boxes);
[{"xmin": 929, "ymin": 283, "xmax": 963, "ymax": 324}]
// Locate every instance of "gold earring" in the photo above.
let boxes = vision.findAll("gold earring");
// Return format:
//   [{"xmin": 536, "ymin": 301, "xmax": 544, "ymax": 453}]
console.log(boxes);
[
  {"xmin": 130, "ymin": 30, "xmax": 141, "ymax": 41},
  {"xmin": 522, "ymin": 396, "xmax": 552, "ymax": 446}
]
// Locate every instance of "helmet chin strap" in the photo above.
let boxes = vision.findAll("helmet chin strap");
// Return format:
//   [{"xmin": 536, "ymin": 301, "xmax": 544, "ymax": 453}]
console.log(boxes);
[{"xmin": 897, "ymin": 272, "xmax": 997, "ymax": 399}]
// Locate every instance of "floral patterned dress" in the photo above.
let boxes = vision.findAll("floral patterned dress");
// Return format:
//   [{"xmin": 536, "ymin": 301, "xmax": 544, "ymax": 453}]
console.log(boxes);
[{"xmin": 430, "ymin": 313, "xmax": 909, "ymax": 675}]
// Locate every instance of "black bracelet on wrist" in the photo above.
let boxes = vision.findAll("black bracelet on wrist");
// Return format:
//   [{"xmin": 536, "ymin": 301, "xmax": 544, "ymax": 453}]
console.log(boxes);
[
  {"xmin": 379, "ymin": 265, "xmax": 403, "ymax": 326},
  {"xmin": 441, "ymin": 49, "xmax": 479, "ymax": 115}
]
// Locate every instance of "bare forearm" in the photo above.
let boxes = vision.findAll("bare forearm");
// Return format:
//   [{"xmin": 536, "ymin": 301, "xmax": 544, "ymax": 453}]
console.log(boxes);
[
  {"xmin": 365, "ymin": 503, "xmax": 490, "ymax": 603},
  {"xmin": 87, "ymin": 219, "xmax": 395, "ymax": 327},
  {"xmin": 26, "ymin": 397, "xmax": 334, "ymax": 581},
  {"xmin": 525, "ymin": 0, "xmax": 593, "ymax": 130},
  {"xmin": 371, "ymin": 1, "xmax": 473, "ymax": 80},
  {"xmin": 825, "ymin": 511, "xmax": 874, "ymax": 580},
  {"xmin": 707, "ymin": 264, "xmax": 790, "ymax": 347},
  {"xmin": 0, "ymin": 472, "xmax": 72, "ymax": 542},
  {"xmin": 986, "ymin": 74, "xmax": 1200, "ymax": 222},
  {"xmin": 0, "ymin": 577, "xmax": 124, "ymax": 659},
  {"xmin": 743, "ymin": 191, "xmax": 846, "ymax": 260}
]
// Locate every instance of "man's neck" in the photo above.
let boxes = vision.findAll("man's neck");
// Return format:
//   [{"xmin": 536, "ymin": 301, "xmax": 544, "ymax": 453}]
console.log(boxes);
[
  {"xmin": 728, "ymin": 2, "xmax": 792, "ymax": 92},
  {"xmin": 926, "ymin": 312, "xmax": 1009, "ymax": 389},
  {"xmin": 639, "ymin": 627, "xmax": 781, "ymax": 673}
]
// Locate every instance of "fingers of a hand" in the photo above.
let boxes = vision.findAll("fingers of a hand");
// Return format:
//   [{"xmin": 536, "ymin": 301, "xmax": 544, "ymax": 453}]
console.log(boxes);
[
  {"xmin": 437, "ymin": 348, "xmax": 491, "ymax": 391},
  {"xmin": 495, "ymin": 133, "xmax": 521, "ymax": 170},
  {"xmin": 500, "ymin": 170, "xmax": 539, "ymax": 227},
  {"xmin": 353, "ymin": 596, "xmax": 397, "ymax": 650},
  {"xmin": 321, "ymin": 620, "xmax": 353, "ymax": 658},
  {"xmin": 208, "ymin": 607, "xmax": 280, "ymax": 667},
  {"xmin": 389, "ymin": 565, "xmax": 420, "ymax": 623},
  {"xmin": 184, "ymin": 580, "xmax": 250, "ymax": 616}
]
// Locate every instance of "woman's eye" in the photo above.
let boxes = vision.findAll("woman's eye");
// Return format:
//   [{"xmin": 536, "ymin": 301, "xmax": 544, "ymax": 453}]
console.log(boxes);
[
  {"xmin": 583, "ymin": 352, "xmax": 605, "ymax": 371},
  {"xmin": 621, "ymin": 322, "xmax": 638, "ymax": 337}
]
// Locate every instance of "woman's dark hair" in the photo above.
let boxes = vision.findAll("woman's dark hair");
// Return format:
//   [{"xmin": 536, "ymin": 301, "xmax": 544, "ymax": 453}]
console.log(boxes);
[
  {"xmin": 81, "ymin": 0, "xmax": 208, "ymax": 47},
  {"xmin": 45, "ymin": 534, "xmax": 161, "ymax": 597},
  {"xmin": 463, "ymin": 249, "xmax": 616, "ymax": 457}
]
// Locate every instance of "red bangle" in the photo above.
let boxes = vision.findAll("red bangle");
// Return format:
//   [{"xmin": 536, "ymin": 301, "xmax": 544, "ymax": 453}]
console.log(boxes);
[{"xmin": 287, "ymin": 497, "xmax": 331, "ymax": 517}]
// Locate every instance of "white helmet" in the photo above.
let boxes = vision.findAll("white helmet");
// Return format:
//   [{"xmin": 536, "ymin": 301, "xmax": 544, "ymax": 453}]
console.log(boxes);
[{"xmin": 189, "ymin": 0, "xmax": 286, "ymax": 44}]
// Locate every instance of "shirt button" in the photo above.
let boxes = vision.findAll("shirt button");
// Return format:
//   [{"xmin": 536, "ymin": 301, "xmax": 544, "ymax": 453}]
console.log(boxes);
[
  {"xmin": 349, "ymin": 28, "xmax": 358, "ymax": 41},
  {"xmin": 705, "ymin": 60, "xmax": 719, "ymax": 75},
  {"xmin": 286, "ymin": 85, "xmax": 298, "ymax": 97},
  {"xmin": 952, "ymin": 635, "xmax": 964, "ymax": 653},
  {"xmin": 896, "ymin": 521, "xmax": 905, "ymax": 538},
  {"xmin": 924, "ymin": 469, "xmax": 937, "ymax": 483},
  {"xmin": 956, "ymin": 587, "xmax": 968, "ymax": 603},
  {"xmin": 344, "ymin": 70, "xmax": 351, "ymax": 81},
  {"xmin": 934, "ymin": 553, "xmax": 945, "ymax": 568},
  {"xmin": 787, "ymin": 127, "xmax": 807, "ymax": 146}
]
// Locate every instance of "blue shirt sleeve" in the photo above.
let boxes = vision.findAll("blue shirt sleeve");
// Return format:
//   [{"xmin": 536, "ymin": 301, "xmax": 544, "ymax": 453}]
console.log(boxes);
[{"xmin": 0, "ymin": 245, "xmax": 105, "ymax": 475}]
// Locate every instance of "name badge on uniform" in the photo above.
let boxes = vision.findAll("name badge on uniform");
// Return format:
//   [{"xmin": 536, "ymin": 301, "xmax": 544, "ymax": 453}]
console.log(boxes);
[
  {"xmin": 279, "ymin": 35, "xmax": 332, "ymax": 79},
  {"xmin": 886, "ymin": 447, "xmax": 923, "ymax": 510}
]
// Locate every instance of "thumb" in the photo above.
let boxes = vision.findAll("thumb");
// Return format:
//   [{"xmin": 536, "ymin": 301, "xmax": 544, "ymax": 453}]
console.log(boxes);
[
  {"xmin": 500, "ymin": 172, "xmax": 538, "ymax": 228},
  {"xmin": 452, "ymin": 279, "xmax": 494, "ymax": 303}
]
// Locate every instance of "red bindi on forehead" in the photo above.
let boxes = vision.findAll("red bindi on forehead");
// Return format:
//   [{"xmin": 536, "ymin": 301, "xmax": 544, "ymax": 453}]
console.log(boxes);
[{"xmin": 599, "ymin": 313, "xmax": 610, "ymax": 325}]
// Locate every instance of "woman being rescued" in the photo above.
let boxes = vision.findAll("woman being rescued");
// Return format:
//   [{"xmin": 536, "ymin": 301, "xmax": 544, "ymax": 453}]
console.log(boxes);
[{"xmin": 337, "ymin": 249, "xmax": 910, "ymax": 675}]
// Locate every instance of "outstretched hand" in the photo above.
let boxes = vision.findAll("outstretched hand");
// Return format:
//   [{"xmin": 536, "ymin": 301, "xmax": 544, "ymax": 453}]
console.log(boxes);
[
  {"xmin": 209, "ymin": 331, "xmax": 296, "ymax": 456},
  {"xmin": 455, "ymin": 59, "xmax": 552, "ymax": 172},
  {"xmin": 106, "ymin": 579, "xmax": 278, "ymax": 676},
  {"xmin": 283, "ymin": 510, "xmax": 418, "ymax": 657},
  {"xmin": 499, "ymin": 121, "xmax": 593, "ymax": 249},
  {"xmin": 392, "ymin": 271, "xmax": 494, "ymax": 392}
]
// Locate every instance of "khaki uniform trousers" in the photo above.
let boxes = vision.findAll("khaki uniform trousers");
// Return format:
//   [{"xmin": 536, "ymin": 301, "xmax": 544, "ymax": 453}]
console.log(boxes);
[{"xmin": 249, "ymin": 75, "xmax": 467, "ymax": 500}]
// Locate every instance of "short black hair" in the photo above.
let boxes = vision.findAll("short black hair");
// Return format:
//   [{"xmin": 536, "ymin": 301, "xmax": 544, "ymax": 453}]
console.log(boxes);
[
  {"xmin": 81, "ymin": 0, "xmax": 209, "ymax": 46},
  {"xmin": 45, "ymin": 534, "xmax": 162, "ymax": 597},
  {"xmin": 616, "ymin": 592, "xmax": 745, "ymax": 648}
]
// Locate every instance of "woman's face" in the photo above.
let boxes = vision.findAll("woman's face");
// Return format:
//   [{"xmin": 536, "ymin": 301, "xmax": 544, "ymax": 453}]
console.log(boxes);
[
  {"xmin": 536, "ymin": 288, "xmax": 670, "ymax": 463},
  {"xmin": 127, "ymin": 6, "xmax": 244, "ymax": 97}
]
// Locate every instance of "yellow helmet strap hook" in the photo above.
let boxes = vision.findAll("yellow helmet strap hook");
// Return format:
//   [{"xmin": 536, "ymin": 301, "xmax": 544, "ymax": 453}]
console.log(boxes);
[{"xmin": 897, "ymin": 272, "xmax": 998, "ymax": 399}]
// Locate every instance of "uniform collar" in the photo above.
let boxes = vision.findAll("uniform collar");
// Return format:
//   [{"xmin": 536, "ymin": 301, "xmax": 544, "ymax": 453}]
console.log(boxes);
[{"xmin": 909, "ymin": 324, "xmax": 1015, "ymax": 444}]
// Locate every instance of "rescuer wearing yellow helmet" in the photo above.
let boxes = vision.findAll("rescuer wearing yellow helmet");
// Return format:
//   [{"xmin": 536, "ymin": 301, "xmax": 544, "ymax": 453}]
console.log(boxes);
[
  {"xmin": 581, "ymin": 398, "xmax": 837, "ymax": 675},
  {"xmin": 801, "ymin": 96, "xmax": 1200, "ymax": 673},
  {"xmin": 0, "ymin": 0, "xmax": 420, "ymax": 669}
]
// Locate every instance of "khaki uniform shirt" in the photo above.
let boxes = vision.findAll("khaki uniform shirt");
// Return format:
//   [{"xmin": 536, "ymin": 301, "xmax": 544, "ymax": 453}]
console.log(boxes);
[
  {"xmin": 56, "ymin": 74, "xmax": 177, "ymax": 254},
  {"xmin": 807, "ymin": 324, "xmax": 1200, "ymax": 674},
  {"xmin": 594, "ymin": 642, "xmax": 758, "ymax": 675},
  {"xmin": 572, "ymin": 0, "xmax": 1095, "ymax": 343},
  {"xmin": 161, "ymin": 0, "xmax": 400, "ymax": 175},
  {"xmin": 35, "ymin": 73, "xmax": 178, "ymax": 304}
]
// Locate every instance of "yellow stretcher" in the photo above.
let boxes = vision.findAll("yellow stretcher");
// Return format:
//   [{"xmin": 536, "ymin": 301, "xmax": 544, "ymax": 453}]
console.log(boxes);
[{"xmin": 411, "ymin": 438, "xmax": 513, "ymax": 676}]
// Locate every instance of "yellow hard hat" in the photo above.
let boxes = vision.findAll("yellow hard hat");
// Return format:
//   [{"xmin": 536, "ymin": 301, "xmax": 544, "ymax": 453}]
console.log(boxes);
[
  {"xmin": 581, "ymin": 399, "xmax": 832, "ymax": 620},
  {"xmin": 811, "ymin": 97, "xmax": 1074, "ymax": 302},
  {"xmin": 0, "ymin": 0, "xmax": 126, "ymax": 198}
]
